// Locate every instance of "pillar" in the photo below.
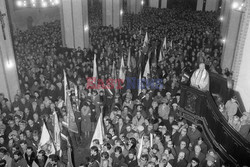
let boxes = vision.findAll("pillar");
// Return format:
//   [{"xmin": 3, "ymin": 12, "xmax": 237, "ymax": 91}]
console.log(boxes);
[
  {"xmin": 221, "ymin": 0, "xmax": 244, "ymax": 70},
  {"xmin": 103, "ymin": 0, "xmax": 122, "ymax": 28},
  {"xmin": 60, "ymin": 0, "xmax": 89, "ymax": 49},
  {"xmin": 205, "ymin": 0, "xmax": 219, "ymax": 11},
  {"xmin": 197, "ymin": 0, "xmax": 204, "ymax": 11},
  {"xmin": 149, "ymin": 0, "xmax": 159, "ymax": 8},
  {"xmin": 231, "ymin": 0, "xmax": 250, "ymax": 111},
  {"xmin": 161, "ymin": 0, "xmax": 167, "ymax": 8},
  {"xmin": 0, "ymin": 0, "xmax": 20, "ymax": 102},
  {"xmin": 220, "ymin": 0, "xmax": 231, "ymax": 38}
]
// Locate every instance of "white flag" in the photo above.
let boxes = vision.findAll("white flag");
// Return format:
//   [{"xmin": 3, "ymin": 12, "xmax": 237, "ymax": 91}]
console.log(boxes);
[
  {"xmin": 119, "ymin": 56, "xmax": 125, "ymax": 81},
  {"xmin": 143, "ymin": 56, "xmax": 150, "ymax": 78},
  {"xmin": 53, "ymin": 111, "xmax": 61, "ymax": 151},
  {"xmin": 143, "ymin": 32, "xmax": 149, "ymax": 47},
  {"xmin": 90, "ymin": 112, "xmax": 105, "ymax": 147}
]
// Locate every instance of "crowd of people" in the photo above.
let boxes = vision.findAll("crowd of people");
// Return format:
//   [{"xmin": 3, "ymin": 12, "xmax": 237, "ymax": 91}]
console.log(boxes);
[{"xmin": 0, "ymin": 2, "xmax": 249, "ymax": 167}]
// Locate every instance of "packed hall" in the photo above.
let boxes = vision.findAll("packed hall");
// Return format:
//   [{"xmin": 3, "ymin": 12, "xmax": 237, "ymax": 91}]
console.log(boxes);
[{"xmin": 0, "ymin": 0, "xmax": 249, "ymax": 167}]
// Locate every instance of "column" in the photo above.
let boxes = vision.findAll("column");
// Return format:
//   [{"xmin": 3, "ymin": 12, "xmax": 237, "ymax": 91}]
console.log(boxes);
[
  {"xmin": 60, "ymin": 0, "xmax": 89, "ymax": 49},
  {"xmin": 221, "ymin": 0, "xmax": 244, "ymax": 70},
  {"xmin": 130, "ymin": 0, "xmax": 136, "ymax": 13},
  {"xmin": 149, "ymin": 0, "xmax": 159, "ymax": 8},
  {"xmin": 161, "ymin": 0, "xmax": 167, "ymax": 8},
  {"xmin": 197, "ymin": 0, "xmax": 204, "ymax": 11},
  {"xmin": 0, "ymin": 0, "xmax": 20, "ymax": 101},
  {"xmin": 205, "ymin": 0, "xmax": 219, "ymax": 11},
  {"xmin": 103, "ymin": 0, "xmax": 123, "ymax": 28},
  {"xmin": 231, "ymin": 1, "xmax": 250, "ymax": 110}
]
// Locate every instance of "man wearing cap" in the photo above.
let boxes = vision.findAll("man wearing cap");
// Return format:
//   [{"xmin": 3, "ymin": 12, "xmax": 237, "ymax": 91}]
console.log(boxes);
[{"xmin": 190, "ymin": 63, "xmax": 209, "ymax": 91}]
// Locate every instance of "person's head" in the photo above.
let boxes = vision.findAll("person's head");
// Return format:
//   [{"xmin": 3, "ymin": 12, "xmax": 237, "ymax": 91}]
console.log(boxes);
[
  {"xmin": 13, "ymin": 151, "xmax": 23, "ymax": 161},
  {"xmin": 128, "ymin": 149, "xmax": 136, "ymax": 160},
  {"xmin": 100, "ymin": 151, "xmax": 109, "ymax": 160},
  {"xmin": 191, "ymin": 157, "xmax": 200, "ymax": 167},
  {"xmin": 178, "ymin": 151, "xmax": 185, "ymax": 160},
  {"xmin": 140, "ymin": 154, "xmax": 149, "ymax": 165},
  {"xmin": 114, "ymin": 146, "xmax": 122, "ymax": 158},
  {"xmin": 180, "ymin": 140, "xmax": 187, "ymax": 149},
  {"xmin": 20, "ymin": 140, "xmax": 27, "ymax": 150},
  {"xmin": 37, "ymin": 150, "xmax": 46, "ymax": 160},
  {"xmin": 180, "ymin": 128, "xmax": 187, "ymax": 136},
  {"xmin": 103, "ymin": 143, "xmax": 111, "ymax": 152},
  {"xmin": 206, "ymin": 155, "xmax": 215, "ymax": 166},
  {"xmin": 26, "ymin": 146, "xmax": 33, "ymax": 156},
  {"xmin": 164, "ymin": 147, "xmax": 172, "ymax": 155},
  {"xmin": 90, "ymin": 146, "xmax": 99, "ymax": 156},
  {"xmin": 197, "ymin": 137, "xmax": 204, "ymax": 145},
  {"xmin": 0, "ymin": 148, "xmax": 7, "ymax": 159},
  {"xmin": 194, "ymin": 145, "xmax": 201, "ymax": 154},
  {"xmin": 49, "ymin": 154, "xmax": 60, "ymax": 165},
  {"xmin": 199, "ymin": 63, "xmax": 205, "ymax": 70}
]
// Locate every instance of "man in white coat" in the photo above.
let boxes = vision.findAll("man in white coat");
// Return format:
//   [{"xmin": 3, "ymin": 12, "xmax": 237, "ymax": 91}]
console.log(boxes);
[{"xmin": 190, "ymin": 63, "xmax": 209, "ymax": 91}]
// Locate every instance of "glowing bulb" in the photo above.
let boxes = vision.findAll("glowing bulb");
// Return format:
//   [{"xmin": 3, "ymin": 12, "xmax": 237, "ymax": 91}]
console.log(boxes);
[
  {"xmin": 221, "ymin": 38, "xmax": 226, "ymax": 44},
  {"xmin": 16, "ymin": 1, "xmax": 23, "ymax": 7},
  {"xmin": 141, "ymin": 0, "xmax": 144, "ymax": 5},
  {"xmin": 232, "ymin": 2, "xmax": 239, "ymax": 9},
  {"xmin": 120, "ymin": 10, "xmax": 123, "ymax": 15},
  {"xmin": 6, "ymin": 61, "xmax": 13, "ymax": 69},
  {"xmin": 219, "ymin": 16, "xmax": 224, "ymax": 21},
  {"xmin": 32, "ymin": 3, "xmax": 36, "ymax": 7},
  {"xmin": 42, "ymin": 2, "xmax": 48, "ymax": 7},
  {"xmin": 54, "ymin": 0, "xmax": 60, "ymax": 4},
  {"xmin": 84, "ymin": 25, "xmax": 89, "ymax": 31}
]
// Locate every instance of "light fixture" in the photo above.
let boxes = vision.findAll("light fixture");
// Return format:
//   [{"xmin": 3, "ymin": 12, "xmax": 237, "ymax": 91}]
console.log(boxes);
[
  {"xmin": 54, "ymin": 0, "xmax": 60, "ymax": 4},
  {"xmin": 6, "ymin": 60, "xmax": 14, "ymax": 69},
  {"xmin": 141, "ymin": 0, "xmax": 144, "ymax": 5},
  {"xmin": 16, "ymin": 1, "xmax": 23, "ymax": 7},
  {"xmin": 84, "ymin": 25, "xmax": 89, "ymax": 31},
  {"xmin": 221, "ymin": 38, "xmax": 226, "ymax": 44},
  {"xmin": 231, "ymin": 2, "xmax": 239, "ymax": 9},
  {"xmin": 42, "ymin": 1, "xmax": 48, "ymax": 7},
  {"xmin": 219, "ymin": 16, "xmax": 224, "ymax": 21},
  {"xmin": 120, "ymin": 9, "xmax": 123, "ymax": 16}
]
